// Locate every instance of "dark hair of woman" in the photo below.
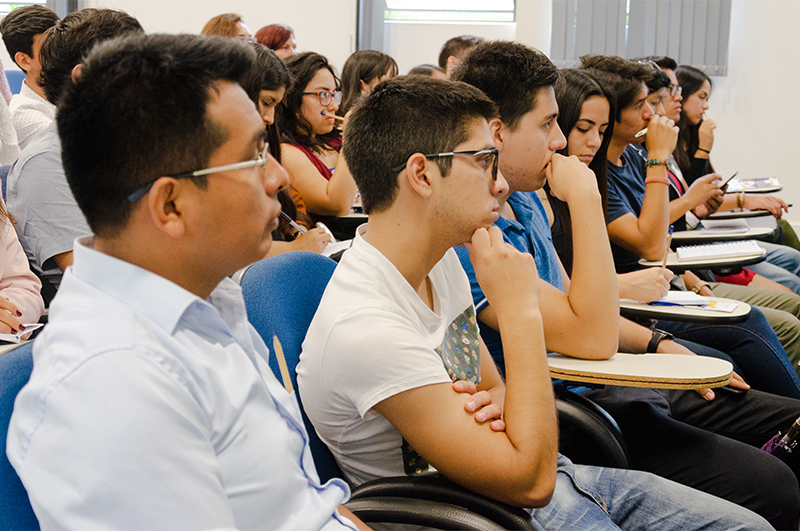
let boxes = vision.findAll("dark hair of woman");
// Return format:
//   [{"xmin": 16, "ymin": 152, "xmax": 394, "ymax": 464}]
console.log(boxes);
[
  {"xmin": 674, "ymin": 65, "xmax": 714, "ymax": 179},
  {"xmin": 548, "ymin": 68, "xmax": 616, "ymax": 275},
  {"xmin": 339, "ymin": 50, "xmax": 398, "ymax": 116},
  {"xmin": 276, "ymin": 51, "xmax": 341, "ymax": 152},
  {"xmin": 242, "ymin": 43, "xmax": 311, "ymax": 238}
]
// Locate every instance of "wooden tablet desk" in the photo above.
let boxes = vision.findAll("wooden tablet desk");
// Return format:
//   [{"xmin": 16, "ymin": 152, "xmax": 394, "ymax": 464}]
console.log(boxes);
[
  {"xmin": 639, "ymin": 248, "xmax": 766, "ymax": 273},
  {"xmin": 620, "ymin": 297, "xmax": 751, "ymax": 324},
  {"xmin": 669, "ymin": 227, "xmax": 775, "ymax": 245},
  {"xmin": 0, "ymin": 341, "xmax": 29, "ymax": 357},
  {"xmin": 548, "ymin": 353, "xmax": 733, "ymax": 390}
]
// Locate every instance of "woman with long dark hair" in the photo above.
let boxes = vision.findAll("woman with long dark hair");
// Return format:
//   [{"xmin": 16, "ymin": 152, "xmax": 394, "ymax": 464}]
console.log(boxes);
[
  {"xmin": 242, "ymin": 44, "xmax": 330, "ymax": 254},
  {"xmin": 277, "ymin": 52, "xmax": 357, "ymax": 218},
  {"xmin": 339, "ymin": 50, "xmax": 397, "ymax": 117},
  {"xmin": 547, "ymin": 69, "xmax": 614, "ymax": 275}
]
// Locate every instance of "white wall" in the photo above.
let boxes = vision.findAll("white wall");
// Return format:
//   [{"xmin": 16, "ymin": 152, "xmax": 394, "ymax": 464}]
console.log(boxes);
[
  {"xmin": 0, "ymin": 0, "xmax": 358, "ymax": 73},
  {"xmin": 706, "ymin": 0, "xmax": 800, "ymax": 225}
]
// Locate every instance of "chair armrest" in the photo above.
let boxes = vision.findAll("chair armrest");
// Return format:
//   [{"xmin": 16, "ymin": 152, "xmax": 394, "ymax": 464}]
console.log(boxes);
[
  {"xmin": 351, "ymin": 474, "xmax": 536, "ymax": 531},
  {"xmin": 555, "ymin": 390, "xmax": 629, "ymax": 469}
]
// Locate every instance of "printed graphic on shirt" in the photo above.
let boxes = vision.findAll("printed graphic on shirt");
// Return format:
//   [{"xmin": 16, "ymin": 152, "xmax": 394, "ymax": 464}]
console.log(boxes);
[
  {"xmin": 402, "ymin": 305, "xmax": 482, "ymax": 476},
  {"xmin": 436, "ymin": 305, "xmax": 481, "ymax": 384}
]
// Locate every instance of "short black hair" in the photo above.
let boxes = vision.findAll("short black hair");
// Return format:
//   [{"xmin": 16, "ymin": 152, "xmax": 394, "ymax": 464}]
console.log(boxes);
[
  {"xmin": 452, "ymin": 41, "xmax": 559, "ymax": 131},
  {"xmin": 579, "ymin": 54, "xmax": 654, "ymax": 122},
  {"xmin": 438, "ymin": 35, "xmax": 484, "ymax": 70},
  {"xmin": 39, "ymin": 8, "xmax": 143, "ymax": 105},
  {"xmin": 0, "ymin": 5, "xmax": 59, "ymax": 68},
  {"xmin": 343, "ymin": 76, "xmax": 497, "ymax": 214},
  {"xmin": 58, "ymin": 33, "xmax": 256, "ymax": 237}
]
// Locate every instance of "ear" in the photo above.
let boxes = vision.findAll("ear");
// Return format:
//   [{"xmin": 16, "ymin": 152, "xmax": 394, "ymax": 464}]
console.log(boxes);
[
  {"xmin": 145, "ymin": 177, "xmax": 188, "ymax": 239},
  {"xmin": 488, "ymin": 118, "xmax": 506, "ymax": 152},
  {"xmin": 70, "ymin": 64, "xmax": 83, "ymax": 84},
  {"xmin": 402, "ymin": 153, "xmax": 434, "ymax": 199},
  {"xmin": 360, "ymin": 79, "xmax": 370, "ymax": 96},
  {"xmin": 445, "ymin": 56, "xmax": 458, "ymax": 77},
  {"xmin": 14, "ymin": 52, "xmax": 32, "ymax": 73}
]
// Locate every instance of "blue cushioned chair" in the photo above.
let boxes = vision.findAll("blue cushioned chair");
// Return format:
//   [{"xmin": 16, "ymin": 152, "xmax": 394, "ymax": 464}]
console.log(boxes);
[
  {"xmin": 240, "ymin": 251, "xmax": 537, "ymax": 531},
  {"xmin": 5, "ymin": 71, "xmax": 24, "ymax": 96},
  {"xmin": 0, "ymin": 165, "xmax": 11, "ymax": 201},
  {"xmin": 0, "ymin": 342, "xmax": 40, "ymax": 531}
]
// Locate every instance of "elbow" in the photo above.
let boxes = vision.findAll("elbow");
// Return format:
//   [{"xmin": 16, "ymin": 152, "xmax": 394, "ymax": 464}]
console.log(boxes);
[
  {"xmin": 641, "ymin": 243, "xmax": 667, "ymax": 261},
  {"xmin": 511, "ymin": 466, "xmax": 558, "ymax": 508}
]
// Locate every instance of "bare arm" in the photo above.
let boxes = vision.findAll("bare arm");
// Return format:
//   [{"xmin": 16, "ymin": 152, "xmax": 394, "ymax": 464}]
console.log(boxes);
[
  {"xmin": 52, "ymin": 251, "xmax": 73, "ymax": 272},
  {"xmin": 264, "ymin": 228, "xmax": 331, "ymax": 258},
  {"xmin": 338, "ymin": 505, "xmax": 372, "ymax": 531},
  {"xmin": 374, "ymin": 227, "xmax": 557, "ymax": 508},
  {"xmin": 669, "ymin": 174, "xmax": 723, "ymax": 223},
  {"xmin": 607, "ymin": 116, "xmax": 678, "ymax": 260},
  {"xmin": 281, "ymin": 144, "xmax": 358, "ymax": 217}
]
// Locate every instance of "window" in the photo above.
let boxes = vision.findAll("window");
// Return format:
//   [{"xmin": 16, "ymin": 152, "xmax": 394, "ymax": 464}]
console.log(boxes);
[
  {"xmin": 383, "ymin": 0, "xmax": 515, "ymax": 23},
  {"xmin": 550, "ymin": 0, "xmax": 731, "ymax": 75}
]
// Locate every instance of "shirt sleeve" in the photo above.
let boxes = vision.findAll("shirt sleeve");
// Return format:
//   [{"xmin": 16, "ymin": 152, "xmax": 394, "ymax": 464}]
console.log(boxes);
[
  {"xmin": 320, "ymin": 309, "xmax": 453, "ymax": 419},
  {"xmin": 0, "ymin": 216, "xmax": 43, "ymax": 323},
  {"xmin": 12, "ymin": 149, "xmax": 91, "ymax": 268},
  {"xmin": 10, "ymin": 349, "xmax": 239, "ymax": 530}
]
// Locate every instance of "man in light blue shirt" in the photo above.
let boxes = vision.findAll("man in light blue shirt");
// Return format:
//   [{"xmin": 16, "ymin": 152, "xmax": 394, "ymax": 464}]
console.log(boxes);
[{"xmin": 6, "ymin": 31, "xmax": 363, "ymax": 530}]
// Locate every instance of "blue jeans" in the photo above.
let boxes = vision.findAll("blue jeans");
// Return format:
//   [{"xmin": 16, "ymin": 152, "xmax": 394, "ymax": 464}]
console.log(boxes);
[
  {"xmin": 658, "ymin": 306, "xmax": 800, "ymax": 399},
  {"xmin": 747, "ymin": 241, "xmax": 800, "ymax": 294},
  {"xmin": 529, "ymin": 455, "xmax": 771, "ymax": 530}
]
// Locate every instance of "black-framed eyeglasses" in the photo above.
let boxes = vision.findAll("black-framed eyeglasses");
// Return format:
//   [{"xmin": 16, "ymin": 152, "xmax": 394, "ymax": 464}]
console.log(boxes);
[
  {"xmin": 391, "ymin": 148, "xmax": 499, "ymax": 181},
  {"xmin": 668, "ymin": 84, "xmax": 683, "ymax": 97},
  {"xmin": 303, "ymin": 90, "xmax": 342, "ymax": 106},
  {"xmin": 127, "ymin": 142, "xmax": 270, "ymax": 203}
]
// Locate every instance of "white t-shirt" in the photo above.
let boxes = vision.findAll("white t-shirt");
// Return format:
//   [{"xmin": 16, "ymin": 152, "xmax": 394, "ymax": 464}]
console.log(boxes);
[{"xmin": 298, "ymin": 230, "xmax": 480, "ymax": 487}]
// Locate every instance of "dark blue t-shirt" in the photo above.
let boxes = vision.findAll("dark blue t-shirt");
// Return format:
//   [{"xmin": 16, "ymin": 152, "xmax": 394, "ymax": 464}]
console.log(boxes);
[
  {"xmin": 606, "ymin": 145, "xmax": 652, "ymax": 274},
  {"xmin": 456, "ymin": 191, "xmax": 563, "ymax": 374}
]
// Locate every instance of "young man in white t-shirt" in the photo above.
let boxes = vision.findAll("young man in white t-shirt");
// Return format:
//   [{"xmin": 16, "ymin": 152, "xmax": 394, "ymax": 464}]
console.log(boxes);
[{"xmin": 298, "ymin": 74, "xmax": 771, "ymax": 529}]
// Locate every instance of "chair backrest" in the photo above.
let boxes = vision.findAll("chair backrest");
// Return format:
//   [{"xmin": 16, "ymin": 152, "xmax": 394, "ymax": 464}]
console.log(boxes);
[
  {"xmin": 5, "ymin": 71, "xmax": 24, "ymax": 96},
  {"xmin": 240, "ymin": 251, "xmax": 342, "ymax": 483},
  {"xmin": 0, "ymin": 164, "xmax": 11, "ymax": 201},
  {"xmin": 0, "ymin": 342, "xmax": 40, "ymax": 530}
]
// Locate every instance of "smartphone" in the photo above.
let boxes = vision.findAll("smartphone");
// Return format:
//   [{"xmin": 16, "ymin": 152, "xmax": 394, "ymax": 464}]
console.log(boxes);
[{"xmin": 720, "ymin": 171, "xmax": 739, "ymax": 188}]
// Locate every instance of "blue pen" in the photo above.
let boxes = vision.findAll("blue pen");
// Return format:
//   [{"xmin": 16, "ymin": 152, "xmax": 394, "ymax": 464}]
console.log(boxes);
[{"xmin": 661, "ymin": 225, "xmax": 674, "ymax": 268}]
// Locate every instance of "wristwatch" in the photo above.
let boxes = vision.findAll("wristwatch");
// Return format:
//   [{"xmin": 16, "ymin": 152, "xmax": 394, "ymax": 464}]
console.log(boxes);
[{"xmin": 647, "ymin": 329, "xmax": 675, "ymax": 353}]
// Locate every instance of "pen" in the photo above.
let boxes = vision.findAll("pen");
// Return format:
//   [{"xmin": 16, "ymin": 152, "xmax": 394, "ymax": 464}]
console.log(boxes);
[
  {"xmin": 662, "ymin": 225, "xmax": 674, "ymax": 268},
  {"xmin": 635, "ymin": 128, "xmax": 648, "ymax": 138},
  {"xmin": 280, "ymin": 211, "xmax": 307, "ymax": 234},
  {"xmin": 321, "ymin": 111, "xmax": 345, "ymax": 122}
]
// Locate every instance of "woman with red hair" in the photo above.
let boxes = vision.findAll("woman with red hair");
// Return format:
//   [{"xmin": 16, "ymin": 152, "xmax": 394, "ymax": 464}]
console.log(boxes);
[{"xmin": 256, "ymin": 23, "xmax": 296, "ymax": 59}]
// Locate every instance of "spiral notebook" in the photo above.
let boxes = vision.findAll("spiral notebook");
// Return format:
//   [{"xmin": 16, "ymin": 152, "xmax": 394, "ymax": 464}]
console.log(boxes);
[{"xmin": 676, "ymin": 240, "xmax": 763, "ymax": 262}]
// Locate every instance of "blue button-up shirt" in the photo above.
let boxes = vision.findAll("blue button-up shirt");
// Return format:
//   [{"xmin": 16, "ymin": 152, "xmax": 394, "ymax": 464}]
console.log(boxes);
[{"xmin": 7, "ymin": 237, "xmax": 355, "ymax": 530}]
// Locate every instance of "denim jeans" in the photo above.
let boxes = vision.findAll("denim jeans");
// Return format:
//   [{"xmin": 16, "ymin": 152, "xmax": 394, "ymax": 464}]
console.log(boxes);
[
  {"xmin": 529, "ymin": 455, "xmax": 772, "ymax": 530},
  {"xmin": 747, "ymin": 241, "xmax": 800, "ymax": 294}
]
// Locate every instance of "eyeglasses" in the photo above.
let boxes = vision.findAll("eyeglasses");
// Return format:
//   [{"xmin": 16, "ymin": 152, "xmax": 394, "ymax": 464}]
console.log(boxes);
[
  {"xmin": 391, "ymin": 149, "xmax": 499, "ymax": 181},
  {"xmin": 127, "ymin": 142, "xmax": 270, "ymax": 203},
  {"xmin": 668, "ymin": 84, "xmax": 682, "ymax": 97},
  {"xmin": 303, "ymin": 90, "xmax": 342, "ymax": 106}
]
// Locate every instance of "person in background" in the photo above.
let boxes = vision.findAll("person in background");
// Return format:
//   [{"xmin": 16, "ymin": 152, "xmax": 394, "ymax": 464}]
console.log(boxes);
[
  {"xmin": 277, "ymin": 52, "xmax": 357, "ymax": 218},
  {"xmin": 256, "ymin": 23, "xmax": 297, "ymax": 59},
  {"xmin": 201, "ymin": 13, "xmax": 254, "ymax": 41},
  {"xmin": 0, "ymin": 194, "xmax": 43, "ymax": 331},
  {"xmin": 242, "ymin": 43, "xmax": 329, "ymax": 255},
  {"xmin": 0, "ymin": 61, "xmax": 12, "ymax": 103},
  {"xmin": 0, "ymin": 5, "xmax": 59, "ymax": 150},
  {"xmin": 339, "ymin": 50, "xmax": 397, "ymax": 117},
  {"xmin": 6, "ymin": 8, "xmax": 143, "ymax": 296},
  {"xmin": 408, "ymin": 63, "xmax": 447, "ymax": 79},
  {"xmin": 438, "ymin": 34, "xmax": 483, "ymax": 77},
  {"xmin": 7, "ymin": 32, "xmax": 367, "ymax": 530}
]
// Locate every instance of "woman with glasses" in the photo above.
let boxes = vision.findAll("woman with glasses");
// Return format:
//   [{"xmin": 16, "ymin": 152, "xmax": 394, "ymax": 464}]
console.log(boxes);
[
  {"xmin": 339, "ymin": 50, "xmax": 398, "ymax": 117},
  {"xmin": 242, "ymin": 44, "xmax": 330, "ymax": 256},
  {"xmin": 277, "ymin": 52, "xmax": 358, "ymax": 218}
]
